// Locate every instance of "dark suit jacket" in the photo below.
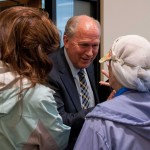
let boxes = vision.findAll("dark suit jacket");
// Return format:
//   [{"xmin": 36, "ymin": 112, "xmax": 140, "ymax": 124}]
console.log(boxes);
[
  {"xmin": 49, "ymin": 47, "xmax": 100, "ymax": 126},
  {"xmin": 48, "ymin": 47, "xmax": 112, "ymax": 149}
]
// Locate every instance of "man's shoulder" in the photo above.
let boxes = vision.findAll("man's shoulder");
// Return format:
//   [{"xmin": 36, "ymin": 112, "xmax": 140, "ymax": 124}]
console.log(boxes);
[
  {"xmin": 48, "ymin": 47, "xmax": 65, "ymax": 80},
  {"xmin": 49, "ymin": 47, "xmax": 63, "ymax": 60}
]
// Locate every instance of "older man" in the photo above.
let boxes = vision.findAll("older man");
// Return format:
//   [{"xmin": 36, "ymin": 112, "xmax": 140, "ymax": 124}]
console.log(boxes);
[{"xmin": 49, "ymin": 15, "xmax": 110, "ymax": 148}]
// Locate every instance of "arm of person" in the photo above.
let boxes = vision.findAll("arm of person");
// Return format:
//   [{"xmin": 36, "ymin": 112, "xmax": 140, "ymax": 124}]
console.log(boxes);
[
  {"xmin": 25, "ymin": 86, "xmax": 70, "ymax": 150},
  {"xmin": 49, "ymin": 83, "xmax": 94, "ymax": 149},
  {"xmin": 38, "ymin": 97, "xmax": 70, "ymax": 150},
  {"xmin": 51, "ymin": 84, "xmax": 94, "ymax": 126}
]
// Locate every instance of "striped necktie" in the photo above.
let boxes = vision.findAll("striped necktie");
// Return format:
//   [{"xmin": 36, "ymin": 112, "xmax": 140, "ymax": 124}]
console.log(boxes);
[{"xmin": 78, "ymin": 69, "xmax": 90, "ymax": 109}]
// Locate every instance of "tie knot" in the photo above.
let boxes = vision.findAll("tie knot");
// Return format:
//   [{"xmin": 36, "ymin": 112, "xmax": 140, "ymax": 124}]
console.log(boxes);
[{"xmin": 78, "ymin": 69, "xmax": 85, "ymax": 77}]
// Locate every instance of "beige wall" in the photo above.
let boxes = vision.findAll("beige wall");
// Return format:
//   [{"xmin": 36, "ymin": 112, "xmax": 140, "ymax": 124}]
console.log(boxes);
[{"xmin": 100, "ymin": 0, "xmax": 150, "ymax": 79}]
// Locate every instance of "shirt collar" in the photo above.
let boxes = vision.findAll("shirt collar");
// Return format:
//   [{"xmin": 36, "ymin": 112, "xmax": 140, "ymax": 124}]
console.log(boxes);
[
  {"xmin": 114, "ymin": 87, "xmax": 131, "ymax": 97},
  {"xmin": 64, "ymin": 48, "xmax": 79, "ymax": 78}
]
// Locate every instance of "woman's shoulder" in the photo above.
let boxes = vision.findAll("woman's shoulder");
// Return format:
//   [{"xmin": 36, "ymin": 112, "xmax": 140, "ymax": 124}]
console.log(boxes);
[
  {"xmin": 25, "ymin": 84, "xmax": 55, "ymax": 102},
  {"xmin": 22, "ymin": 84, "xmax": 58, "ymax": 117},
  {"xmin": 22, "ymin": 84, "xmax": 55, "ymax": 107}
]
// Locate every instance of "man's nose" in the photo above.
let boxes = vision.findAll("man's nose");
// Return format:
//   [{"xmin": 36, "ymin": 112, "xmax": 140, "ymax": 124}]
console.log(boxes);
[{"xmin": 86, "ymin": 47, "xmax": 93, "ymax": 56}]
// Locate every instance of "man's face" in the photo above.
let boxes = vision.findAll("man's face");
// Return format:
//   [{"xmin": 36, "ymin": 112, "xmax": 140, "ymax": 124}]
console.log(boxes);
[{"xmin": 64, "ymin": 28, "xmax": 100, "ymax": 69}]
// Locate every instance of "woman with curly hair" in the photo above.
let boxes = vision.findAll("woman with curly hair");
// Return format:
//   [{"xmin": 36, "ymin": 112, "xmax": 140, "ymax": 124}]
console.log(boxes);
[{"xmin": 0, "ymin": 6, "xmax": 70, "ymax": 150}]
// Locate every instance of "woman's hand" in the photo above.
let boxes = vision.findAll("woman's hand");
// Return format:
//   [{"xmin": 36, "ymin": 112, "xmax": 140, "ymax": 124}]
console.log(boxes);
[
  {"xmin": 99, "ymin": 69, "xmax": 110, "ymax": 86},
  {"xmin": 99, "ymin": 69, "xmax": 116, "ymax": 100}
]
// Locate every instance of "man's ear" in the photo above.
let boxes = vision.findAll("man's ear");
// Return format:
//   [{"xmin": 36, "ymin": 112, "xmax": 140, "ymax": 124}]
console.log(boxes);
[{"xmin": 63, "ymin": 35, "xmax": 68, "ymax": 46}]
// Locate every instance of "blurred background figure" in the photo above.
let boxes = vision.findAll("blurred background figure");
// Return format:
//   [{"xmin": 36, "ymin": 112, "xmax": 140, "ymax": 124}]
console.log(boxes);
[
  {"xmin": 74, "ymin": 35, "xmax": 150, "ymax": 150},
  {"xmin": 0, "ymin": 6, "xmax": 70, "ymax": 150}
]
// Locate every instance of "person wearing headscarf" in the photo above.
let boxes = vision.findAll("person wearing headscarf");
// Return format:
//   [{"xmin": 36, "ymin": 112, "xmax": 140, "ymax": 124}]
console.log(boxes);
[
  {"xmin": 74, "ymin": 35, "xmax": 150, "ymax": 150},
  {"xmin": 0, "ymin": 6, "xmax": 70, "ymax": 150}
]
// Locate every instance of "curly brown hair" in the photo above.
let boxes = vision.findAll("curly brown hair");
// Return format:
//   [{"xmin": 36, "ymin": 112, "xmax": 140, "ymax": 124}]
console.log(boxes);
[{"xmin": 0, "ymin": 6, "xmax": 60, "ymax": 87}]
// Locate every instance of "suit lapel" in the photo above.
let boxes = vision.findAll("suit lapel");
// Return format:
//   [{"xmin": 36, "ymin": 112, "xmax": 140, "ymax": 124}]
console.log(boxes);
[{"xmin": 57, "ymin": 49, "xmax": 82, "ymax": 111}]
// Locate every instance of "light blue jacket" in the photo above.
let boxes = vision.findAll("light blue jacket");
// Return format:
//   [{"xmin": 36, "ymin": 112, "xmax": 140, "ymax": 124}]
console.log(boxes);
[
  {"xmin": 74, "ymin": 91, "xmax": 150, "ymax": 150},
  {"xmin": 0, "ymin": 62, "xmax": 70, "ymax": 150}
]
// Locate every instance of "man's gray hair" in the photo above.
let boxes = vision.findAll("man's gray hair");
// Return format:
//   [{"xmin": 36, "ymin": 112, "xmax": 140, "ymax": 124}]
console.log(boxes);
[{"xmin": 64, "ymin": 15, "xmax": 101, "ymax": 38}]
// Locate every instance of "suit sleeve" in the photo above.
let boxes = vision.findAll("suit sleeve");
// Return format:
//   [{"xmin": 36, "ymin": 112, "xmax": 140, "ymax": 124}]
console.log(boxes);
[
  {"xmin": 49, "ymin": 76, "xmax": 94, "ymax": 126},
  {"xmin": 48, "ymin": 75, "xmax": 95, "ymax": 149}
]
